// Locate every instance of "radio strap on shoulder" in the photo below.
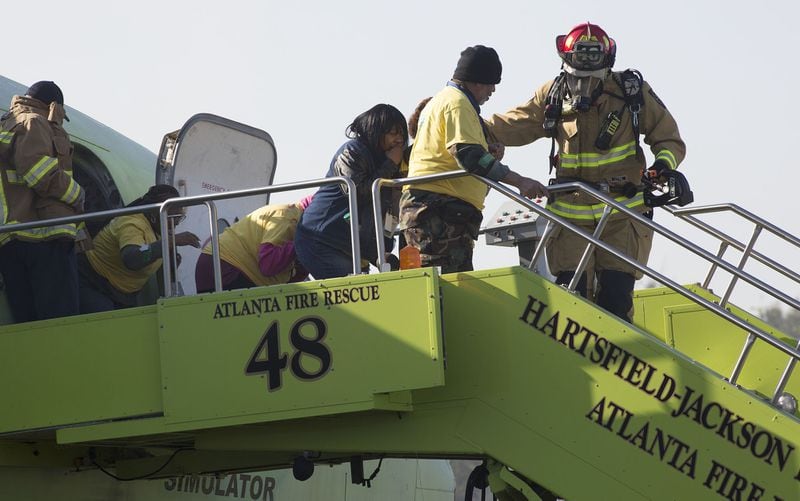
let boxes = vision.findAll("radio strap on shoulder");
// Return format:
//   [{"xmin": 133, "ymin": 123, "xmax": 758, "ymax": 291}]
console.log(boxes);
[
  {"xmin": 614, "ymin": 69, "xmax": 644, "ymax": 146},
  {"xmin": 597, "ymin": 69, "xmax": 644, "ymax": 151}
]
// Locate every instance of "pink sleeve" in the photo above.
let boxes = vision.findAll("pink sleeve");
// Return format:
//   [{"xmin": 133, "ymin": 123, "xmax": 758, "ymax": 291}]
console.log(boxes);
[{"xmin": 258, "ymin": 241, "xmax": 297, "ymax": 277}]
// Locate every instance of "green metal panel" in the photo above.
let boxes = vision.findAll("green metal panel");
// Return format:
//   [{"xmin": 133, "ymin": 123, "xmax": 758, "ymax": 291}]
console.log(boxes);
[
  {"xmin": 0, "ymin": 307, "xmax": 162, "ymax": 433},
  {"xmin": 3, "ymin": 266, "xmax": 799, "ymax": 501},
  {"xmin": 157, "ymin": 269, "xmax": 443, "ymax": 427},
  {"xmin": 633, "ymin": 285, "xmax": 800, "ymax": 411},
  {"xmin": 441, "ymin": 270, "xmax": 800, "ymax": 499},
  {"xmin": 193, "ymin": 267, "xmax": 800, "ymax": 500}
]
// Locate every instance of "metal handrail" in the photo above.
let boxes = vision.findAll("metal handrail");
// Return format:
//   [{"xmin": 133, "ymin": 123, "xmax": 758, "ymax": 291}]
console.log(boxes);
[
  {"xmin": 0, "ymin": 176, "xmax": 360, "ymax": 299},
  {"xmin": 664, "ymin": 203, "xmax": 800, "ymax": 290},
  {"xmin": 2, "ymin": 173, "xmax": 797, "ymax": 403},
  {"xmin": 0, "ymin": 202, "xmax": 172, "ymax": 234},
  {"xmin": 489, "ymin": 182, "xmax": 800, "ymax": 397},
  {"xmin": 206, "ymin": 201, "xmax": 222, "ymax": 293},
  {"xmin": 662, "ymin": 203, "xmax": 800, "ymax": 401},
  {"xmin": 371, "ymin": 174, "xmax": 800, "ymax": 401},
  {"xmin": 370, "ymin": 170, "xmax": 482, "ymax": 271},
  {"xmin": 158, "ymin": 177, "xmax": 359, "ymax": 296}
]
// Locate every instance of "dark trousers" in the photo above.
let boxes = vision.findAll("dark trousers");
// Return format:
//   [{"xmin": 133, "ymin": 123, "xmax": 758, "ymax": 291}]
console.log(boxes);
[
  {"xmin": 556, "ymin": 270, "xmax": 635, "ymax": 322},
  {"xmin": 194, "ymin": 253, "xmax": 256, "ymax": 293},
  {"xmin": 0, "ymin": 239, "xmax": 79, "ymax": 322},
  {"xmin": 294, "ymin": 228, "xmax": 356, "ymax": 280},
  {"xmin": 77, "ymin": 253, "xmax": 144, "ymax": 313}
]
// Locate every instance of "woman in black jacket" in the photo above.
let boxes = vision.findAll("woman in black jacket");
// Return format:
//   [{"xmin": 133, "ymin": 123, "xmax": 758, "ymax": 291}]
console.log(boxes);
[{"xmin": 294, "ymin": 104, "xmax": 408, "ymax": 279}]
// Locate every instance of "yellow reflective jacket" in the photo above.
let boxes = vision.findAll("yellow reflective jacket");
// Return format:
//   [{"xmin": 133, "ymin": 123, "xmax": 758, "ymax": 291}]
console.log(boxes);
[
  {"xmin": 0, "ymin": 95, "xmax": 84, "ymax": 242},
  {"xmin": 486, "ymin": 71, "xmax": 686, "ymax": 222}
]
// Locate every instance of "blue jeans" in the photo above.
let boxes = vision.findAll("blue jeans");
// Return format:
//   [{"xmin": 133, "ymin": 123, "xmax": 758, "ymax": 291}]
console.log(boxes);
[{"xmin": 294, "ymin": 228, "xmax": 356, "ymax": 280}]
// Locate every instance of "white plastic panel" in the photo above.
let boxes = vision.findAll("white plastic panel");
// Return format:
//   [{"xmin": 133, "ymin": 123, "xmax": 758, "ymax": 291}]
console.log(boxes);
[{"xmin": 157, "ymin": 114, "xmax": 277, "ymax": 294}]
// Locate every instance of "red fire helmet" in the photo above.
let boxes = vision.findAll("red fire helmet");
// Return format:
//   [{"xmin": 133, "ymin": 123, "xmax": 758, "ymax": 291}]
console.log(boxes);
[{"xmin": 556, "ymin": 22, "xmax": 616, "ymax": 71}]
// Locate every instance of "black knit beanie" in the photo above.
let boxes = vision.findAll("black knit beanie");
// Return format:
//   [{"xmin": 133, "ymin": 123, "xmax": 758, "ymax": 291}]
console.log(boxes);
[
  {"xmin": 452, "ymin": 45, "xmax": 502, "ymax": 85},
  {"xmin": 26, "ymin": 81, "xmax": 64, "ymax": 105}
]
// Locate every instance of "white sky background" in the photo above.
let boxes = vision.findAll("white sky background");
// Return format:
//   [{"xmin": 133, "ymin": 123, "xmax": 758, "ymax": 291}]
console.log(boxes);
[{"xmin": 5, "ymin": 0, "xmax": 799, "ymax": 312}]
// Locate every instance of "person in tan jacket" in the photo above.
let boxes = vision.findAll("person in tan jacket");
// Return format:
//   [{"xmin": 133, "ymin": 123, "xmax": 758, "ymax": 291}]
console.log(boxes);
[
  {"xmin": 485, "ymin": 23, "xmax": 686, "ymax": 321},
  {"xmin": 0, "ymin": 81, "xmax": 85, "ymax": 322}
]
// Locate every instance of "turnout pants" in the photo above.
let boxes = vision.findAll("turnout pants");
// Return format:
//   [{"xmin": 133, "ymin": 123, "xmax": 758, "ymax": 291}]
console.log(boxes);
[{"xmin": 546, "ymin": 217, "xmax": 654, "ymax": 321}]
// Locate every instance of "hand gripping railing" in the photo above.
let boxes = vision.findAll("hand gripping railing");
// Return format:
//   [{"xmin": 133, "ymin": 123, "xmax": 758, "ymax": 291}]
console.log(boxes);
[
  {"xmin": 371, "ymin": 173, "xmax": 800, "ymax": 405},
  {"xmin": 158, "ymin": 176, "xmax": 360, "ymax": 296}
]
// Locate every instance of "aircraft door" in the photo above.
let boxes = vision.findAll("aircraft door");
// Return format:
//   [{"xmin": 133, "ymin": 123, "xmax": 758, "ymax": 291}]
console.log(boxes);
[{"xmin": 156, "ymin": 114, "xmax": 277, "ymax": 295}]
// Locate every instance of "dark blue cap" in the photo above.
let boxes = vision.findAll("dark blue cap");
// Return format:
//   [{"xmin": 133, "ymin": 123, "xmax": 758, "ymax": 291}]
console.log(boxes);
[{"xmin": 26, "ymin": 81, "xmax": 64, "ymax": 105}]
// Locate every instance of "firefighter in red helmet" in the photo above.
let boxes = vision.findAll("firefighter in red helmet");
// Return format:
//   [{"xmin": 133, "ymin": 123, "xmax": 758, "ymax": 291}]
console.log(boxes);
[{"xmin": 485, "ymin": 23, "xmax": 686, "ymax": 322}]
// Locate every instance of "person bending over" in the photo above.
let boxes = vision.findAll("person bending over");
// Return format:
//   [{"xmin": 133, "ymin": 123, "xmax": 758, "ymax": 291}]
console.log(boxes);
[{"xmin": 78, "ymin": 184, "xmax": 199, "ymax": 312}]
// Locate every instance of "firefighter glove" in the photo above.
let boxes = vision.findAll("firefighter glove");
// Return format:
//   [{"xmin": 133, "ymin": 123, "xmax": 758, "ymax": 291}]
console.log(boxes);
[{"xmin": 645, "ymin": 160, "xmax": 670, "ymax": 180}]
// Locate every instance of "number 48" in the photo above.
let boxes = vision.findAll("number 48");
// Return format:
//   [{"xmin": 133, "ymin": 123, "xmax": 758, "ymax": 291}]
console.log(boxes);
[{"xmin": 244, "ymin": 316, "xmax": 332, "ymax": 392}]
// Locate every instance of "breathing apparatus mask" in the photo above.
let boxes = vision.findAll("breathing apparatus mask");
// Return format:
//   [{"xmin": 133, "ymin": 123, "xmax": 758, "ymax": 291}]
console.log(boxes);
[{"xmin": 563, "ymin": 65, "xmax": 608, "ymax": 112}]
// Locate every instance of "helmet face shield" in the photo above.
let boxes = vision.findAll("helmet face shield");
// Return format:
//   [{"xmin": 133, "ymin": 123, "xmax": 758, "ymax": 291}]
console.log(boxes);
[{"xmin": 566, "ymin": 41, "xmax": 607, "ymax": 71}]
